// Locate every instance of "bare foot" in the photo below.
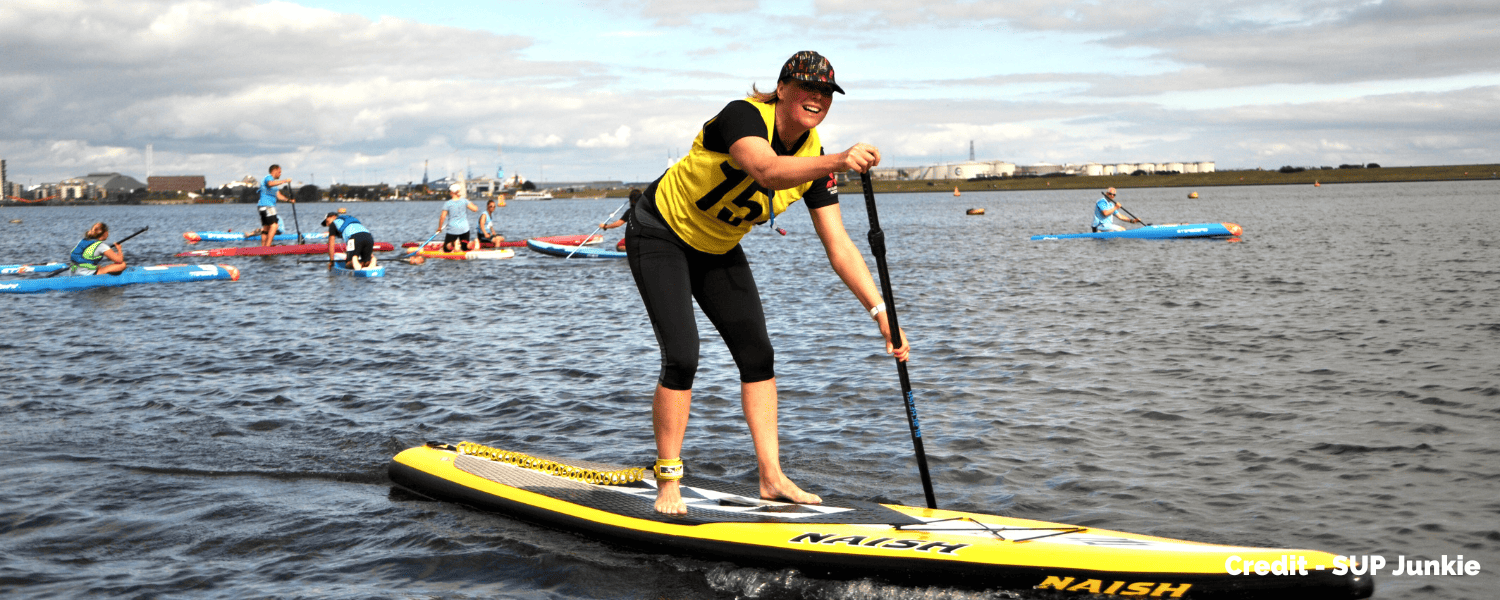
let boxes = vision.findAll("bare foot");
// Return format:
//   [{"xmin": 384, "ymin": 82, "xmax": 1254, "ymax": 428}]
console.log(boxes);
[
  {"xmin": 761, "ymin": 476, "xmax": 821, "ymax": 505},
  {"xmin": 655, "ymin": 479, "xmax": 688, "ymax": 515}
]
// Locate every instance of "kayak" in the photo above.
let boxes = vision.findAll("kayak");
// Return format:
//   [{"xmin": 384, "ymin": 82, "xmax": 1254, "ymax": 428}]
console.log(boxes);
[
  {"xmin": 403, "ymin": 234, "xmax": 603, "ymax": 249},
  {"xmin": 1031, "ymin": 223, "xmax": 1242, "ymax": 241},
  {"xmin": 332, "ymin": 262, "xmax": 385, "ymax": 277},
  {"xmin": 0, "ymin": 262, "xmax": 68, "ymax": 275},
  {"xmin": 526, "ymin": 238, "xmax": 626, "ymax": 259},
  {"xmin": 0, "ymin": 264, "xmax": 240, "ymax": 294},
  {"xmin": 174, "ymin": 242, "xmax": 394, "ymax": 258},
  {"xmin": 415, "ymin": 248, "xmax": 515, "ymax": 260},
  {"xmin": 390, "ymin": 442, "xmax": 1374, "ymax": 599},
  {"xmin": 184, "ymin": 231, "xmax": 327, "ymax": 243}
]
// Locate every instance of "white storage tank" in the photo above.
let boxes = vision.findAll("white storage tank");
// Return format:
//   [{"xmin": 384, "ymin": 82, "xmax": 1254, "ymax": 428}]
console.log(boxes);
[
  {"xmin": 948, "ymin": 162, "xmax": 995, "ymax": 179},
  {"xmin": 990, "ymin": 161, "xmax": 1016, "ymax": 177},
  {"xmin": 1102, "ymin": 165, "xmax": 1117, "ymax": 176},
  {"xmin": 1163, "ymin": 162, "xmax": 1184, "ymax": 173},
  {"xmin": 1183, "ymin": 162, "xmax": 1200, "ymax": 174},
  {"xmin": 1116, "ymin": 163, "xmax": 1136, "ymax": 174},
  {"xmin": 1198, "ymin": 161, "xmax": 1216, "ymax": 173},
  {"xmin": 1080, "ymin": 163, "xmax": 1103, "ymax": 176}
]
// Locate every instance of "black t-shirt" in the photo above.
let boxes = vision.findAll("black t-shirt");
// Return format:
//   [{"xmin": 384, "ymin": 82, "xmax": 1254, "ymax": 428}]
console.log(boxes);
[{"xmin": 698, "ymin": 100, "xmax": 838, "ymax": 210}]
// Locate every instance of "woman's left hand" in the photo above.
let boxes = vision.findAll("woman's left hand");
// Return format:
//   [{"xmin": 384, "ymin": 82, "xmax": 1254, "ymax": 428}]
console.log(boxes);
[{"xmin": 878, "ymin": 317, "xmax": 910, "ymax": 362}]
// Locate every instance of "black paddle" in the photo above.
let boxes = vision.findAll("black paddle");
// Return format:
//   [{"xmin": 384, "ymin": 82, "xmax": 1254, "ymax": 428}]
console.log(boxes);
[
  {"xmin": 287, "ymin": 187, "xmax": 304, "ymax": 243},
  {"xmin": 1111, "ymin": 197, "xmax": 1151, "ymax": 227},
  {"xmin": 51, "ymin": 226, "xmax": 148, "ymax": 277},
  {"xmin": 860, "ymin": 171, "xmax": 937, "ymax": 510}
]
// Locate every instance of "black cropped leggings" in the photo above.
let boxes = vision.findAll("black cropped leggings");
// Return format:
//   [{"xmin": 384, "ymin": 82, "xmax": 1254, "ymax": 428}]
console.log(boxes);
[{"xmin": 625, "ymin": 220, "xmax": 774, "ymax": 391}]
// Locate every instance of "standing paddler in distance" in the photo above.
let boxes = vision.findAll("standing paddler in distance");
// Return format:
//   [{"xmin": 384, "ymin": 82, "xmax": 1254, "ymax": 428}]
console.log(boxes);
[
  {"xmin": 323, "ymin": 211, "xmax": 376, "ymax": 270},
  {"xmin": 476, "ymin": 199, "xmax": 505, "ymax": 246},
  {"xmin": 70, "ymin": 222, "xmax": 127, "ymax": 275},
  {"xmin": 600, "ymin": 188, "xmax": 642, "ymax": 231},
  {"xmin": 1092, "ymin": 187, "xmax": 1140, "ymax": 233},
  {"xmin": 258, "ymin": 164, "xmax": 295, "ymax": 246},
  {"xmin": 626, "ymin": 50, "xmax": 908, "ymax": 516},
  {"xmin": 436, "ymin": 183, "xmax": 479, "ymax": 253}
]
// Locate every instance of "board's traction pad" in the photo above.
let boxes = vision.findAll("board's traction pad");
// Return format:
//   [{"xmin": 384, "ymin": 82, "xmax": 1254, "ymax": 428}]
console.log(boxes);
[{"xmin": 455, "ymin": 454, "xmax": 923, "ymax": 526}]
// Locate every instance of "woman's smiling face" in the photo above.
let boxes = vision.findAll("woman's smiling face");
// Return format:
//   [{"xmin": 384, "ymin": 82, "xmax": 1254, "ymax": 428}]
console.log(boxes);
[{"xmin": 776, "ymin": 79, "xmax": 833, "ymax": 135}]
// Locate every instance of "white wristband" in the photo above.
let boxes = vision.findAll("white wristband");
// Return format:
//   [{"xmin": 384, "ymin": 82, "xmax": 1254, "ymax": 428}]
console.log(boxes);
[{"xmin": 869, "ymin": 302, "xmax": 886, "ymax": 320}]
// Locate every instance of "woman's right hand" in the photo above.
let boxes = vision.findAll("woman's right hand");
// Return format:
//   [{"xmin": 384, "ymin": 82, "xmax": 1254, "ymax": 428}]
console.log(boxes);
[{"xmin": 839, "ymin": 143, "xmax": 881, "ymax": 173}]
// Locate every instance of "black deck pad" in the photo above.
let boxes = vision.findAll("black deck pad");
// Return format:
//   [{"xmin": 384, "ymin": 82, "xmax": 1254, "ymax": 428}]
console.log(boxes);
[{"xmin": 455, "ymin": 454, "xmax": 923, "ymax": 526}]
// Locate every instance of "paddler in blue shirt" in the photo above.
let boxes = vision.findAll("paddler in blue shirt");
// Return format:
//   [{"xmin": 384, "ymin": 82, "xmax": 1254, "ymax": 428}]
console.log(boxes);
[
  {"xmin": 258, "ymin": 164, "xmax": 295, "ymax": 247},
  {"xmin": 70, "ymin": 222, "xmax": 127, "ymax": 275},
  {"xmin": 1092, "ymin": 187, "xmax": 1140, "ymax": 232},
  {"xmin": 436, "ymin": 183, "xmax": 479, "ymax": 253},
  {"xmin": 323, "ymin": 211, "xmax": 377, "ymax": 270},
  {"xmin": 476, "ymin": 199, "xmax": 505, "ymax": 246}
]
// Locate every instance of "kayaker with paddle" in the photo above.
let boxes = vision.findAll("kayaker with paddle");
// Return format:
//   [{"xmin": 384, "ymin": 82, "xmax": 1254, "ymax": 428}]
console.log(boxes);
[
  {"xmin": 600, "ymin": 188, "xmax": 642, "ymax": 231},
  {"xmin": 69, "ymin": 222, "xmax": 127, "ymax": 275},
  {"xmin": 258, "ymin": 164, "xmax": 295, "ymax": 247},
  {"xmin": 476, "ymin": 199, "xmax": 505, "ymax": 246},
  {"xmin": 1092, "ymin": 187, "xmax": 1141, "ymax": 232},
  {"xmin": 435, "ymin": 183, "xmax": 479, "ymax": 253},
  {"xmin": 323, "ymin": 211, "xmax": 377, "ymax": 270},
  {"xmin": 626, "ymin": 50, "xmax": 907, "ymax": 516}
]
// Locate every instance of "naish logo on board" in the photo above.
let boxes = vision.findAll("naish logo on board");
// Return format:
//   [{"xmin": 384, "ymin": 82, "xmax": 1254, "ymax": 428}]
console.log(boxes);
[
  {"xmin": 1037, "ymin": 575, "xmax": 1192, "ymax": 597},
  {"xmin": 789, "ymin": 532, "xmax": 969, "ymax": 554}
]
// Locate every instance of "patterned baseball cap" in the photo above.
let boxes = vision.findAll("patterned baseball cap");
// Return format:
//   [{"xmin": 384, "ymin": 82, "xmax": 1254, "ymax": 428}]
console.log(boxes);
[{"xmin": 779, "ymin": 50, "xmax": 845, "ymax": 95}]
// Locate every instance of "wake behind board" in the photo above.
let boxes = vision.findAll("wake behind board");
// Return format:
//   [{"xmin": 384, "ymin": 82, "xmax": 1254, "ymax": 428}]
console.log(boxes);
[
  {"xmin": 389, "ymin": 442, "xmax": 1373, "ymax": 599},
  {"xmin": 525, "ymin": 238, "xmax": 625, "ymax": 259},
  {"xmin": 1031, "ymin": 223, "xmax": 1242, "ymax": 241}
]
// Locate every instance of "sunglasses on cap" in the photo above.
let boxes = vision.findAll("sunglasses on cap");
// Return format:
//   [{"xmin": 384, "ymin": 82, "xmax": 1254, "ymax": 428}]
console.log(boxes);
[{"xmin": 793, "ymin": 80, "xmax": 836, "ymax": 96}]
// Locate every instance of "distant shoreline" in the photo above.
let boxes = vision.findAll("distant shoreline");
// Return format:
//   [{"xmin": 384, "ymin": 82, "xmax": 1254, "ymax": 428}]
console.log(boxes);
[
  {"xmin": 5, "ymin": 164, "xmax": 1496, "ymax": 206},
  {"xmin": 836, "ymin": 163, "xmax": 1500, "ymax": 195}
]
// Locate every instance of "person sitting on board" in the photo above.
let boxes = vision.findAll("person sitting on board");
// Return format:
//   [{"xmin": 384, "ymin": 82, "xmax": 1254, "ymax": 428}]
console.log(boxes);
[
  {"xmin": 323, "ymin": 211, "xmax": 376, "ymax": 270},
  {"xmin": 436, "ymin": 183, "xmax": 480, "ymax": 253},
  {"xmin": 476, "ymin": 199, "xmax": 505, "ymax": 246},
  {"xmin": 1092, "ymin": 187, "xmax": 1140, "ymax": 232},
  {"xmin": 600, "ymin": 188, "xmax": 643, "ymax": 231},
  {"xmin": 70, "ymin": 222, "xmax": 127, "ymax": 275},
  {"xmin": 257, "ymin": 164, "xmax": 296, "ymax": 247},
  {"xmin": 626, "ymin": 51, "xmax": 908, "ymax": 516}
]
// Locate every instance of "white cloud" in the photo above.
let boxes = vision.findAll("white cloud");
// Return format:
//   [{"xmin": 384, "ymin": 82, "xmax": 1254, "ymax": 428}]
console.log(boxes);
[{"xmin": 577, "ymin": 125, "xmax": 632, "ymax": 148}]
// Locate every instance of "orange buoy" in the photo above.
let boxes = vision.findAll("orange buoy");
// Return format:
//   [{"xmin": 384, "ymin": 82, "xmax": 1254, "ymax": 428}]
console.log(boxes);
[
  {"xmin": 1314, "ymin": 180, "xmax": 1321, "ymax": 187},
  {"xmin": 1188, "ymin": 192, "xmax": 1199, "ymax": 199},
  {"xmin": 953, "ymin": 186, "xmax": 961, "ymax": 196},
  {"xmin": 966, "ymin": 208, "xmax": 985, "ymax": 215}
]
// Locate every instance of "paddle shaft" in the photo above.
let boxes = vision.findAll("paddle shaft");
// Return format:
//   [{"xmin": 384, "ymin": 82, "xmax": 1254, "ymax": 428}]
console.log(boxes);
[
  {"xmin": 403, "ymin": 231, "xmax": 442, "ymax": 259},
  {"xmin": 565, "ymin": 199, "xmax": 628, "ymax": 260},
  {"xmin": 860, "ymin": 171, "xmax": 937, "ymax": 510},
  {"xmin": 288, "ymin": 190, "xmax": 304, "ymax": 243},
  {"xmin": 1116, "ymin": 203, "xmax": 1150, "ymax": 226},
  {"xmin": 51, "ymin": 227, "xmax": 148, "ymax": 277}
]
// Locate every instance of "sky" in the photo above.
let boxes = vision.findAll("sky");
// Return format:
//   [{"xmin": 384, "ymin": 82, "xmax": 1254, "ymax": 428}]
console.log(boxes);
[{"xmin": 2, "ymin": 0, "xmax": 1499, "ymax": 187}]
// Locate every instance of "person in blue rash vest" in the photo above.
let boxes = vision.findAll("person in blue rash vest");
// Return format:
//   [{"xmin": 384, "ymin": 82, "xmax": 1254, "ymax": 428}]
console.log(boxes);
[
  {"xmin": 323, "ymin": 211, "xmax": 376, "ymax": 270},
  {"xmin": 436, "ymin": 183, "xmax": 479, "ymax": 253},
  {"xmin": 70, "ymin": 222, "xmax": 127, "ymax": 275},
  {"xmin": 1092, "ymin": 187, "xmax": 1140, "ymax": 232},
  {"xmin": 258, "ymin": 164, "xmax": 295, "ymax": 246},
  {"xmin": 476, "ymin": 199, "xmax": 505, "ymax": 246}
]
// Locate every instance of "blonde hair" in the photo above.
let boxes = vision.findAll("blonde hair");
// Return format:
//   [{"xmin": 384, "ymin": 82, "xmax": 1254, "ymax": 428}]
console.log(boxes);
[{"xmin": 748, "ymin": 83, "xmax": 779, "ymax": 104}]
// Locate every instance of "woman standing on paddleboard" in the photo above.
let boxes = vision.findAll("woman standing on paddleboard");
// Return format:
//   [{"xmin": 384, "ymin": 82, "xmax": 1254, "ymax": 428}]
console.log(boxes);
[{"xmin": 626, "ymin": 51, "xmax": 908, "ymax": 516}]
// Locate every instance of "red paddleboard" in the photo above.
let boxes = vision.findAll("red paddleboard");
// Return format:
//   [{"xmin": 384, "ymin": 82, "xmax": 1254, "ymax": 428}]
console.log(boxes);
[{"xmin": 174, "ymin": 242, "xmax": 394, "ymax": 258}]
